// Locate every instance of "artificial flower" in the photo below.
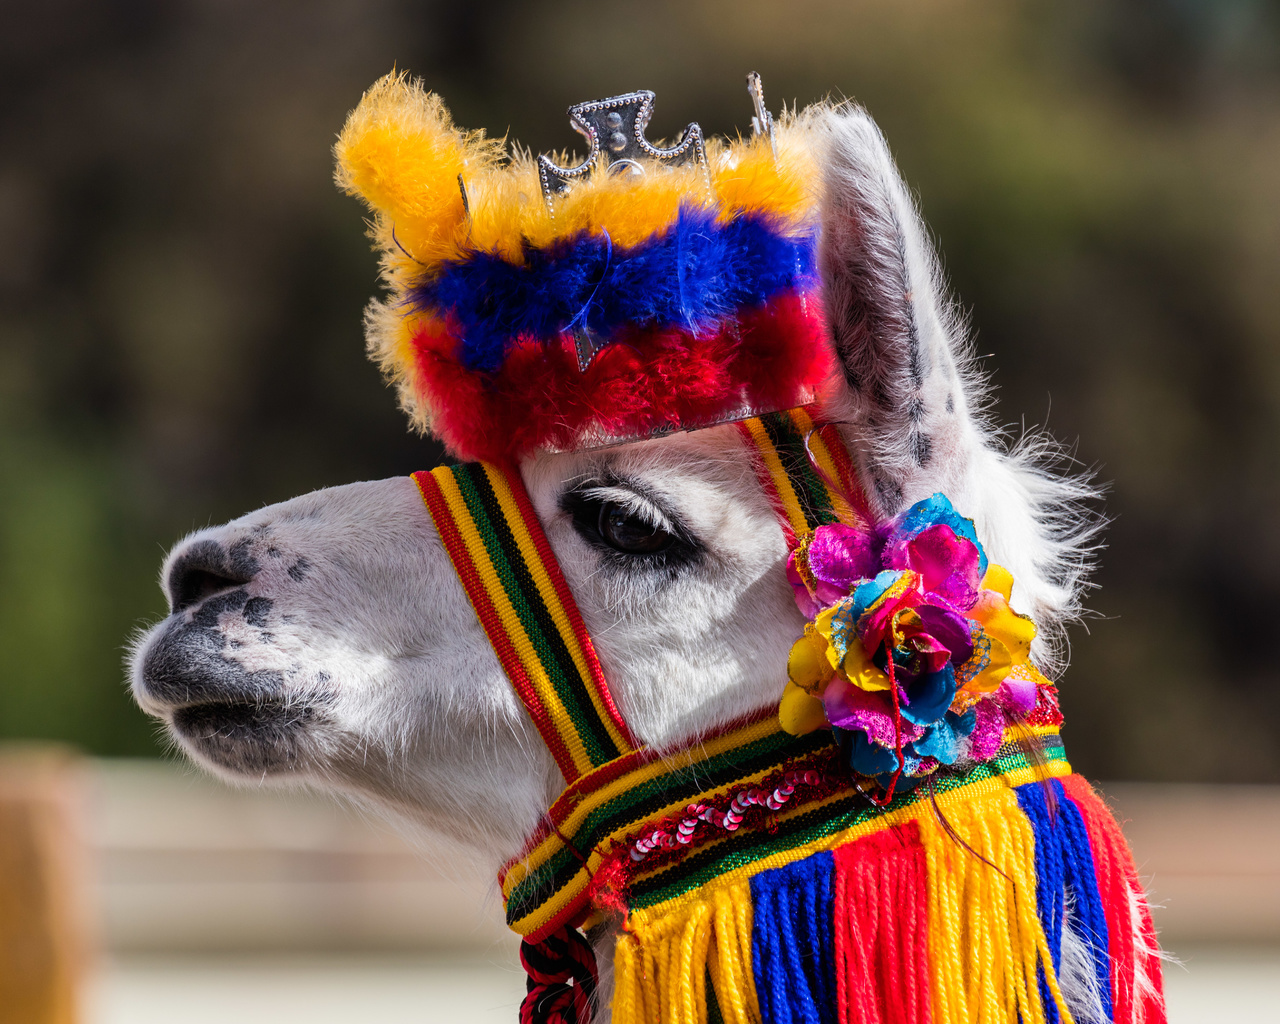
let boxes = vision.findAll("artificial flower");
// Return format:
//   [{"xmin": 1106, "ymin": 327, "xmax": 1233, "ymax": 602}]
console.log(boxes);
[{"xmin": 779, "ymin": 493, "xmax": 1050, "ymax": 793}]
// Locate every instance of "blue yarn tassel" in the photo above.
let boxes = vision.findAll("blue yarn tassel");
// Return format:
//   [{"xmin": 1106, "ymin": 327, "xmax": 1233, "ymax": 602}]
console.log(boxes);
[
  {"xmin": 750, "ymin": 851, "xmax": 837, "ymax": 1024},
  {"xmin": 1017, "ymin": 779, "xmax": 1115, "ymax": 1023}
]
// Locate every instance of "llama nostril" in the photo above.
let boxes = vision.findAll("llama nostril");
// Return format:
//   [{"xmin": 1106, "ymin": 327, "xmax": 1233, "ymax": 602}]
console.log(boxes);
[
  {"xmin": 167, "ymin": 540, "xmax": 255, "ymax": 614},
  {"xmin": 173, "ymin": 569, "xmax": 245, "ymax": 613}
]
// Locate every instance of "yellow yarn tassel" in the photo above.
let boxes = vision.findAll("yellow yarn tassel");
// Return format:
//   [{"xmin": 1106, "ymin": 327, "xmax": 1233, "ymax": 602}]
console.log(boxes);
[
  {"xmin": 920, "ymin": 786, "xmax": 1075, "ymax": 1024},
  {"xmin": 613, "ymin": 880, "xmax": 761, "ymax": 1024}
]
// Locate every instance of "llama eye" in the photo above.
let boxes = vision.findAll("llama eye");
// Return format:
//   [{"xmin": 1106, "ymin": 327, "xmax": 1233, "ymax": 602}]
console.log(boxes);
[
  {"xmin": 561, "ymin": 480, "xmax": 699, "ymax": 573},
  {"xmin": 598, "ymin": 502, "xmax": 673, "ymax": 554}
]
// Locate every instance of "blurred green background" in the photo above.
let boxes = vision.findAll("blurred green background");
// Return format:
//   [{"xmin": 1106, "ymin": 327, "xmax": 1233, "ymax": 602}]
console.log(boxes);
[{"xmin": 1, "ymin": 0, "xmax": 1277, "ymax": 780}]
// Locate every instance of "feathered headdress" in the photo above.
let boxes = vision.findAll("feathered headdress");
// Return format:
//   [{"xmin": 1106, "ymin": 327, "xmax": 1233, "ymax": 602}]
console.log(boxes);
[{"xmin": 335, "ymin": 73, "xmax": 834, "ymax": 463}]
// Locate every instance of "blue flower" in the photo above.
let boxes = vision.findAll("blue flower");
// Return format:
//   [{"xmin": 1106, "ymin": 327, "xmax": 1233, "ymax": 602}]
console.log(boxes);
[{"xmin": 913, "ymin": 708, "xmax": 978, "ymax": 765}]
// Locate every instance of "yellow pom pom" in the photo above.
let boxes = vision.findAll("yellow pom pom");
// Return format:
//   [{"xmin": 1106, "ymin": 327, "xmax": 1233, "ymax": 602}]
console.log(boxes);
[
  {"xmin": 334, "ymin": 72, "xmax": 504, "ymax": 265},
  {"xmin": 779, "ymin": 681, "xmax": 828, "ymax": 736}
]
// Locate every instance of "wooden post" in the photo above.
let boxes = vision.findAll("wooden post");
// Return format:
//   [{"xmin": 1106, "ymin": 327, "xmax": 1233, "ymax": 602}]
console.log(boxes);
[{"xmin": 0, "ymin": 746, "xmax": 88, "ymax": 1024}]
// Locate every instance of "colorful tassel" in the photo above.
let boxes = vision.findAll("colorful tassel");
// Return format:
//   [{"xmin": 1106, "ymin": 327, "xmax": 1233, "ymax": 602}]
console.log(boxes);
[
  {"xmin": 916, "ymin": 784, "xmax": 1072, "ymax": 1024},
  {"xmin": 750, "ymin": 851, "xmax": 838, "ymax": 1024},
  {"xmin": 1017, "ymin": 779, "xmax": 1113, "ymax": 1024},
  {"xmin": 1059, "ymin": 776, "xmax": 1167, "ymax": 1024},
  {"xmin": 610, "ymin": 774, "xmax": 1152, "ymax": 1024},
  {"xmin": 613, "ymin": 881, "xmax": 760, "ymax": 1024},
  {"xmin": 832, "ymin": 822, "xmax": 932, "ymax": 1024}
]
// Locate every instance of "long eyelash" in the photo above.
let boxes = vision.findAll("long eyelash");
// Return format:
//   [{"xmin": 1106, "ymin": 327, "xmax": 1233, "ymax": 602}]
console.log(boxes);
[
  {"xmin": 559, "ymin": 476, "xmax": 702, "ymax": 576},
  {"xmin": 577, "ymin": 486, "xmax": 673, "ymax": 533}
]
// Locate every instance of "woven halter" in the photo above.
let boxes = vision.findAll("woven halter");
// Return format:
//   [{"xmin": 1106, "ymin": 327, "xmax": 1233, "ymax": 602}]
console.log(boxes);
[{"xmin": 413, "ymin": 408, "xmax": 1071, "ymax": 922}]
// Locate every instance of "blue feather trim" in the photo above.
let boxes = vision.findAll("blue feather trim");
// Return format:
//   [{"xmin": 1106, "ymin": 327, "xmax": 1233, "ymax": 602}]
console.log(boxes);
[{"xmin": 408, "ymin": 206, "xmax": 819, "ymax": 372}]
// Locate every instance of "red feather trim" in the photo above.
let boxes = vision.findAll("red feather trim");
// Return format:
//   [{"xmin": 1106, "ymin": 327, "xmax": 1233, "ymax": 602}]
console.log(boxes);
[{"xmin": 409, "ymin": 292, "xmax": 835, "ymax": 463}]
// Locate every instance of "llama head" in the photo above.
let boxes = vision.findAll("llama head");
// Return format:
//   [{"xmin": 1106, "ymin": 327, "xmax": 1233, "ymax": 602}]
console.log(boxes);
[{"xmin": 129, "ymin": 84, "xmax": 1093, "ymax": 867}]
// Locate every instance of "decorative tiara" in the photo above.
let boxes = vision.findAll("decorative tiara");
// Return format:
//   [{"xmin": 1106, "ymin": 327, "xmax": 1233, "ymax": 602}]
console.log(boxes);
[{"xmin": 336, "ymin": 72, "xmax": 836, "ymax": 463}]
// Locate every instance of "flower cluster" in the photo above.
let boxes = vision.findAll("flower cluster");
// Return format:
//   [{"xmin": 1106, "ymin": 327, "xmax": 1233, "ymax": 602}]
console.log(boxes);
[{"xmin": 780, "ymin": 494, "xmax": 1048, "ymax": 797}]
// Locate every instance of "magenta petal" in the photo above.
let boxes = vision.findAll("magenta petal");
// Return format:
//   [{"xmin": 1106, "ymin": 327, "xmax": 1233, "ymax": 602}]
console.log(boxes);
[
  {"xmin": 897, "ymin": 525, "xmax": 981, "ymax": 609},
  {"xmin": 915, "ymin": 605, "xmax": 974, "ymax": 664},
  {"xmin": 787, "ymin": 557, "xmax": 822, "ymax": 619},
  {"xmin": 823, "ymin": 676, "xmax": 926, "ymax": 748},
  {"xmin": 997, "ymin": 674, "xmax": 1038, "ymax": 715},
  {"xmin": 814, "ymin": 579, "xmax": 847, "ymax": 607},
  {"xmin": 808, "ymin": 524, "xmax": 881, "ymax": 590},
  {"xmin": 967, "ymin": 698, "xmax": 1005, "ymax": 761}
]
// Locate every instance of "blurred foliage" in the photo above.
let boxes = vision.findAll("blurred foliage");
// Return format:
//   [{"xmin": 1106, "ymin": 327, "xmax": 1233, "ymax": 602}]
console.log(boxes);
[{"xmin": 1, "ymin": 0, "xmax": 1278, "ymax": 779}]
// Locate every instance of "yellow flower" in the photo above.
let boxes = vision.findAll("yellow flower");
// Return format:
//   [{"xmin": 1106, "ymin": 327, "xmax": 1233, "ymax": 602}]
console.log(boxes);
[
  {"xmin": 961, "ymin": 564, "xmax": 1037, "ymax": 694},
  {"xmin": 981, "ymin": 564, "xmax": 1014, "ymax": 601},
  {"xmin": 787, "ymin": 625, "xmax": 834, "ymax": 695}
]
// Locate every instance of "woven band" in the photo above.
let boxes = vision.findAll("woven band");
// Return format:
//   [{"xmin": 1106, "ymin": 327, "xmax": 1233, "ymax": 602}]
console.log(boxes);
[
  {"xmin": 500, "ymin": 715, "xmax": 1067, "ymax": 941},
  {"xmin": 414, "ymin": 461, "xmax": 636, "ymax": 783},
  {"xmin": 736, "ymin": 407, "xmax": 873, "ymax": 540}
]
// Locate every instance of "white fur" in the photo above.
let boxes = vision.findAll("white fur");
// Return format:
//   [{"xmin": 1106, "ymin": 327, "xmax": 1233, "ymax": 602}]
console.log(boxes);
[
  {"xmin": 128, "ymin": 105, "xmax": 1115, "ymax": 1019},
  {"xmin": 1059, "ymin": 897, "xmax": 1109, "ymax": 1023},
  {"xmin": 817, "ymin": 106, "xmax": 1099, "ymax": 674}
]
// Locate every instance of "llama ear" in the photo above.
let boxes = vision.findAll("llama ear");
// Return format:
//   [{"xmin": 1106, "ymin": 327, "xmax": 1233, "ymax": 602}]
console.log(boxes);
[{"xmin": 817, "ymin": 106, "xmax": 979, "ymax": 517}]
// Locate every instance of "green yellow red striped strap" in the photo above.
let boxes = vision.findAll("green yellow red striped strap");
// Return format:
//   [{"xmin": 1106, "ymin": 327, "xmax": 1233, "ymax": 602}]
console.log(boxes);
[
  {"xmin": 737, "ymin": 407, "xmax": 873, "ymax": 542},
  {"xmin": 412, "ymin": 406, "xmax": 865, "ymax": 786},
  {"xmin": 414, "ymin": 462, "xmax": 636, "ymax": 783},
  {"xmin": 499, "ymin": 719, "xmax": 1068, "ymax": 940}
]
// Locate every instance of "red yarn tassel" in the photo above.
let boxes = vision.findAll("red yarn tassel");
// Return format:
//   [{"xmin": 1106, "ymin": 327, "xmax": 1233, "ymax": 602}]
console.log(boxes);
[
  {"xmin": 832, "ymin": 822, "xmax": 933, "ymax": 1024},
  {"xmin": 1060, "ymin": 776, "xmax": 1167, "ymax": 1024},
  {"xmin": 519, "ymin": 926, "xmax": 599, "ymax": 1024}
]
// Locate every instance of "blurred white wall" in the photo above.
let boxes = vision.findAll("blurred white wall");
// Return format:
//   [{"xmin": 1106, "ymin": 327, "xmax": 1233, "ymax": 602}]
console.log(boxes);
[{"xmin": 89, "ymin": 759, "xmax": 515, "ymax": 953}]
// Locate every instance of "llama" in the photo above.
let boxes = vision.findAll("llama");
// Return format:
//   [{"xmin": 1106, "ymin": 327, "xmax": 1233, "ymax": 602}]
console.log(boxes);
[{"xmin": 129, "ymin": 74, "xmax": 1166, "ymax": 1024}]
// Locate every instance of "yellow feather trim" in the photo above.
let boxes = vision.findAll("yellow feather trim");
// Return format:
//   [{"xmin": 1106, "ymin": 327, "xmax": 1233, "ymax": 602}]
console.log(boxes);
[{"xmin": 336, "ymin": 72, "xmax": 826, "ymax": 273}]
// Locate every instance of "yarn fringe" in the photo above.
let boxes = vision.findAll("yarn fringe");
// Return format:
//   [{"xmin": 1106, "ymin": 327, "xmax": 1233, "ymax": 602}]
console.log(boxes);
[
  {"xmin": 916, "ymin": 786, "xmax": 1073, "ymax": 1024},
  {"xmin": 613, "ymin": 881, "xmax": 759, "ymax": 1024},
  {"xmin": 1018, "ymin": 779, "xmax": 1113, "ymax": 1024},
  {"xmin": 609, "ymin": 778, "xmax": 1155, "ymax": 1024},
  {"xmin": 1059, "ymin": 776, "xmax": 1167, "ymax": 1024},
  {"xmin": 833, "ymin": 822, "xmax": 931, "ymax": 1024},
  {"xmin": 753, "ymin": 851, "xmax": 838, "ymax": 1024}
]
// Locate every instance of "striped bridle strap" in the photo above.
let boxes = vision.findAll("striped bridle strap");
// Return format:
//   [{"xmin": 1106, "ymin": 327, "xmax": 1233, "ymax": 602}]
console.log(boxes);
[
  {"xmin": 735, "ymin": 405, "xmax": 873, "ymax": 543},
  {"xmin": 414, "ymin": 459, "xmax": 635, "ymax": 783},
  {"xmin": 413, "ymin": 406, "xmax": 874, "ymax": 936}
]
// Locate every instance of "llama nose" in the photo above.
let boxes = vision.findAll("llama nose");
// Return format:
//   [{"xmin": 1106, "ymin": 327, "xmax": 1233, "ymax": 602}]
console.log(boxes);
[{"xmin": 166, "ymin": 537, "xmax": 259, "ymax": 614}]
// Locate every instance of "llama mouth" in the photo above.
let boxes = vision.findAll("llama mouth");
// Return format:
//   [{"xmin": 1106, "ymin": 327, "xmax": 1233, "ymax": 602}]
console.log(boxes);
[{"xmin": 171, "ymin": 699, "xmax": 324, "ymax": 774}]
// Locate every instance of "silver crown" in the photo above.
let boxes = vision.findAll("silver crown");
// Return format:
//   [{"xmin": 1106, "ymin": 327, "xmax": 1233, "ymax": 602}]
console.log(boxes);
[
  {"xmin": 537, "ymin": 90, "xmax": 706, "ymax": 206},
  {"xmin": 540, "ymin": 77, "xmax": 776, "ymax": 372},
  {"xmin": 746, "ymin": 71, "xmax": 776, "ymax": 154}
]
